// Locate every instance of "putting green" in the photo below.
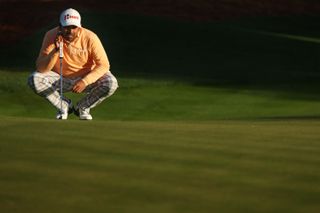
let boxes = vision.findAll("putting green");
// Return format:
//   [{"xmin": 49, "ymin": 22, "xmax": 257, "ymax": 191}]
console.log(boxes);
[{"xmin": 0, "ymin": 117, "xmax": 319, "ymax": 213}]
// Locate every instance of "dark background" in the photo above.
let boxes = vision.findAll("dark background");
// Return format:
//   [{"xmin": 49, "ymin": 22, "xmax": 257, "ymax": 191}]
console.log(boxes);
[
  {"xmin": 1, "ymin": 0, "xmax": 320, "ymax": 86},
  {"xmin": 1, "ymin": 0, "xmax": 320, "ymax": 44}
]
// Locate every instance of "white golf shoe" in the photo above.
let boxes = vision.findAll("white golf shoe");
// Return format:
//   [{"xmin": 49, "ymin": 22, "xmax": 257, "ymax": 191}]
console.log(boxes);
[
  {"xmin": 74, "ymin": 107, "xmax": 92, "ymax": 120},
  {"xmin": 56, "ymin": 111, "xmax": 68, "ymax": 120},
  {"xmin": 56, "ymin": 100, "xmax": 73, "ymax": 120}
]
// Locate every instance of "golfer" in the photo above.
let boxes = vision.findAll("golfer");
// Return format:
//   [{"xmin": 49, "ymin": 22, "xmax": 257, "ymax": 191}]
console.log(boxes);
[{"xmin": 28, "ymin": 8, "xmax": 118, "ymax": 120}]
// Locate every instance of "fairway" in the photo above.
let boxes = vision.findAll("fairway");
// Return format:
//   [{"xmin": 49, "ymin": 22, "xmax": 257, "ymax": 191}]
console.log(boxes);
[{"xmin": 0, "ymin": 117, "xmax": 320, "ymax": 213}]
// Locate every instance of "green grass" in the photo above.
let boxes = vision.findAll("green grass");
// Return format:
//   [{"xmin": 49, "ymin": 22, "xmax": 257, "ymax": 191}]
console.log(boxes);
[
  {"xmin": 0, "ymin": 70, "xmax": 320, "ymax": 212},
  {"xmin": 0, "ymin": 117, "xmax": 320, "ymax": 213},
  {"xmin": 1, "ymin": 13, "xmax": 320, "ymax": 213},
  {"xmin": 1, "ymin": 70, "xmax": 320, "ymax": 120}
]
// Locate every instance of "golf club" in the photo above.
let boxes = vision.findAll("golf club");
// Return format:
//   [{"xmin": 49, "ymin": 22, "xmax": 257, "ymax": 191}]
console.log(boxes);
[{"xmin": 59, "ymin": 40, "xmax": 64, "ymax": 114}]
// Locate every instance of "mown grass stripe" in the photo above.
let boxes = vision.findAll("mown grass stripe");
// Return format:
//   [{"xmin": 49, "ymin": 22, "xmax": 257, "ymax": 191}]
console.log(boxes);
[{"xmin": 1, "ymin": 117, "xmax": 320, "ymax": 212}]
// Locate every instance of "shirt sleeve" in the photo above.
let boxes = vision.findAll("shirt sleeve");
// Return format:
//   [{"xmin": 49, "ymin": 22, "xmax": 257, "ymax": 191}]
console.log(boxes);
[
  {"xmin": 38, "ymin": 28, "xmax": 58, "ymax": 56},
  {"xmin": 35, "ymin": 29, "xmax": 58, "ymax": 72},
  {"xmin": 82, "ymin": 33, "xmax": 110, "ymax": 85}
]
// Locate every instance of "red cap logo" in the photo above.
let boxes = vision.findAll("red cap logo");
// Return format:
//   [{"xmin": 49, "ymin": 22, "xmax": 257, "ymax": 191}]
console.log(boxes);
[{"xmin": 64, "ymin": 14, "xmax": 79, "ymax": 21}]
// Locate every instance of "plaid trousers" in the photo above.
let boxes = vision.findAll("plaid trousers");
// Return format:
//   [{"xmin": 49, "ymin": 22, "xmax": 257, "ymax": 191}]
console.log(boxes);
[{"xmin": 28, "ymin": 70, "xmax": 118, "ymax": 111}]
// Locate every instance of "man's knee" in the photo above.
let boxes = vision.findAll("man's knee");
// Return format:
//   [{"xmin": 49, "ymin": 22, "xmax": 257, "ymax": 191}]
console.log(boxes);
[
  {"xmin": 27, "ymin": 71, "xmax": 57, "ymax": 95},
  {"xmin": 27, "ymin": 72, "xmax": 38, "ymax": 93},
  {"xmin": 91, "ymin": 73, "xmax": 118, "ymax": 97},
  {"xmin": 102, "ymin": 74, "xmax": 118, "ymax": 97},
  {"xmin": 110, "ymin": 77, "xmax": 118, "ymax": 95}
]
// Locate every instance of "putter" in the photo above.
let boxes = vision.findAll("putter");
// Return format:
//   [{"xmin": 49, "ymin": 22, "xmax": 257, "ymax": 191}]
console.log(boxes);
[{"xmin": 59, "ymin": 40, "xmax": 64, "ymax": 115}]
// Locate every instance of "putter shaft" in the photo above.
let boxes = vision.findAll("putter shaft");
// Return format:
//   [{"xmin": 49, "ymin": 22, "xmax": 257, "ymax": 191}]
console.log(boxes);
[{"xmin": 59, "ymin": 41, "xmax": 64, "ymax": 113}]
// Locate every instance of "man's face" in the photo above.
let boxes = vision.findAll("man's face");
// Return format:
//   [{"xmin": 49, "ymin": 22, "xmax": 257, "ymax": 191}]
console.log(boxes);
[{"xmin": 60, "ymin": 25, "xmax": 79, "ymax": 42}]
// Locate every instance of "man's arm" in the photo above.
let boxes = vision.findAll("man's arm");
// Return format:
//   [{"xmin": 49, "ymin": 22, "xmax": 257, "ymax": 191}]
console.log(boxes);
[
  {"xmin": 81, "ymin": 33, "xmax": 110, "ymax": 85},
  {"xmin": 36, "ymin": 30, "xmax": 60, "ymax": 73},
  {"xmin": 36, "ymin": 49, "xmax": 59, "ymax": 73}
]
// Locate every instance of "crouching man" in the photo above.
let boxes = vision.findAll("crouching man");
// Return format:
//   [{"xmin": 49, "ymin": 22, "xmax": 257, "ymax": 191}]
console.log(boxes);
[{"xmin": 28, "ymin": 8, "xmax": 118, "ymax": 120}]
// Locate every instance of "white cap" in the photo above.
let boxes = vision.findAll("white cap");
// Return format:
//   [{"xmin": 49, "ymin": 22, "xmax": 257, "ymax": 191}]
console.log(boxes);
[{"xmin": 59, "ymin": 8, "xmax": 81, "ymax": 27}]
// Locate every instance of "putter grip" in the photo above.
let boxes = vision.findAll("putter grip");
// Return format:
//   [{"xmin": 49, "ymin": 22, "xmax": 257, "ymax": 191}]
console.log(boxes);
[{"xmin": 59, "ymin": 41, "xmax": 63, "ymax": 58}]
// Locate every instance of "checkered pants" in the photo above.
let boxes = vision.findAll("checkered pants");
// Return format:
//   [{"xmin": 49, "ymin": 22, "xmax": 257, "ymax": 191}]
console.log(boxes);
[{"xmin": 28, "ymin": 71, "xmax": 118, "ymax": 111}]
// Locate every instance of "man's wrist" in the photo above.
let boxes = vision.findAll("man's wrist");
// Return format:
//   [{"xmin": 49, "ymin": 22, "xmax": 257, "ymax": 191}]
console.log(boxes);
[
  {"xmin": 52, "ymin": 49, "xmax": 59, "ymax": 56},
  {"xmin": 81, "ymin": 78, "xmax": 89, "ymax": 86}
]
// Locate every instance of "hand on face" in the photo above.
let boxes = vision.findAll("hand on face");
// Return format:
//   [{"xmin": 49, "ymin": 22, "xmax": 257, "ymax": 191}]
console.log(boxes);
[
  {"xmin": 60, "ymin": 25, "xmax": 78, "ymax": 42},
  {"xmin": 54, "ymin": 31, "xmax": 63, "ymax": 51},
  {"xmin": 54, "ymin": 25, "xmax": 78, "ymax": 50}
]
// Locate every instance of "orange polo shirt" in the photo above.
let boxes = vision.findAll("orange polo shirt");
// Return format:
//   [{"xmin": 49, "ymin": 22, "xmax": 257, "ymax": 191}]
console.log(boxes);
[{"xmin": 36, "ymin": 26, "xmax": 110, "ymax": 85}]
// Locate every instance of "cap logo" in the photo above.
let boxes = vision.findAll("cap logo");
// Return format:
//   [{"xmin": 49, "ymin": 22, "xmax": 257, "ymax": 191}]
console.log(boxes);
[{"xmin": 64, "ymin": 14, "xmax": 79, "ymax": 21}]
